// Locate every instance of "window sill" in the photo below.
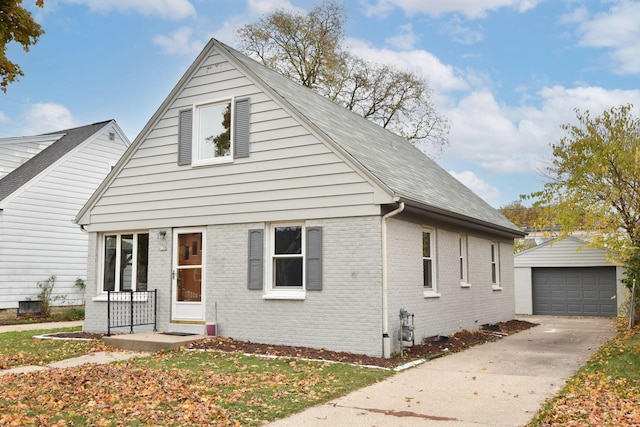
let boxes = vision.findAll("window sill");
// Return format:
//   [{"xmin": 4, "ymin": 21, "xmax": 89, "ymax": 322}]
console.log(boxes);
[
  {"xmin": 92, "ymin": 293, "xmax": 149, "ymax": 302},
  {"xmin": 492, "ymin": 285, "xmax": 503, "ymax": 291},
  {"xmin": 191, "ymin": 156, "xmax": 233, "ymax": 167},
  {"xmin": 460, "ymin": 282, "xmax": 471, "ymax": 288},
  {"xmin": 262, "ymin": 290, "xmax": 306, "ymax": 300},
  {"xmin": 423, "ymin": 290, "xmax": 441, "ymax": 298}
]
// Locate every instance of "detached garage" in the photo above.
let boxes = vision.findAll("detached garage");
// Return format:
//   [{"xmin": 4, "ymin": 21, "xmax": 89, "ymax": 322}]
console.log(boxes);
[{"xmin": 515, "ymin": 236, "xmax": 625, "ymax": 317}]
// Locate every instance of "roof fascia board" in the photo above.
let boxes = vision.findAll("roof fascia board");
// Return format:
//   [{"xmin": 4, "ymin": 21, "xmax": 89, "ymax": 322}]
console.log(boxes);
[
  {"xmin": 0, "ymin": 122, "xmax": 111, "ymax": 209},
  {"xmin": 399, "ymin": 197, "xmax": 526, "ymax": 239}
]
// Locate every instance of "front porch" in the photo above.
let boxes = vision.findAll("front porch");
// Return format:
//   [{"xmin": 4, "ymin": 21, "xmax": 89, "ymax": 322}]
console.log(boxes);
[{"xmin": 103, "ymin": 331, "xmax": 205, "ymax": 352}]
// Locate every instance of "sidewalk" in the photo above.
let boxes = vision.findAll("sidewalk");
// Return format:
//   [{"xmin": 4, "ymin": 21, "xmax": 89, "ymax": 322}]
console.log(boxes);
[
  {"xmin": 269, "ymin": 316, "xmax": 617, "ymax": 427},
  {"xmin": 0, "ymin": 320, "xmax": 147, "ymax": 376}
]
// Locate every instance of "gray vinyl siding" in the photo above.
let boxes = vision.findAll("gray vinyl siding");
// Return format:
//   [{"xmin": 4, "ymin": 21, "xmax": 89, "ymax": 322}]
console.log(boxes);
[
  {"xmin": 0, "ymin": 130, "xmax": 128, "ymax": 309},
  {"xmin": 85, "ymin": 46, "xmax": 387, "ymax": 231},
  {"xmin": 515, "ymin": 237, "xmax": 612, "ymax": 267},
  {"xmin": 386, "ymin": 218, "xmax": 515, "ymax": 354}
]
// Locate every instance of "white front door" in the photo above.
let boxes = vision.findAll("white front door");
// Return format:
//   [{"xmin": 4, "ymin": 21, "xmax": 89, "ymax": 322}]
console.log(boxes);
[{"xmin": 171, "ymin": 228, "xmax": 205, "ymax": 322}]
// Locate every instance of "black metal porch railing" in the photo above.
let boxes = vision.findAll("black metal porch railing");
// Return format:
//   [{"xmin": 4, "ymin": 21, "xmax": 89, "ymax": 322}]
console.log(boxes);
[{"xmin": 107, "ymin": 290, "xmax": 157, "ymax": 336}]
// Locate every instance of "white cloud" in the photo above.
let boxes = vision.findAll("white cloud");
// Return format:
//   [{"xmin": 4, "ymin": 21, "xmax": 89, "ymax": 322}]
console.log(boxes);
[
  {"xmin": 21, "ymin": 103, "xmax": 78, "ymax": 135},
  {"xmin": 346, "ymin": 38, "xmax": 469, "ymax": 93},
  {"xmin": 59, "ymin": 0, "xmax": 195, "ymax": 20},
  {"xmin": 362, "ymin": 0, "xmax": 544, "ymax": 19},
  {"xmin": 439, "ymin": 17, "xmax": 484, "ymax": 45},
  {"xmin": 153, "ymin": 27, "xmax": 205, "ymax": 55},
  {"xmin": 385, "ymin": 23, "xmax": 418, "ymax": 50},
  {"xmin": 448, "ymin": 170, "xmax": 501, "ymax": 202},
  {"xmin": 575, "ymin": 1, "xmax": 640, "ymax": 74},
  {"xmin": 441, "ymin": 85, "xmax": 640, "ymax": 174},
  {"xmin": 0, "ymin": 112, "xmax": 8, "ymax": 124},
  {"xmin": 246, "ymin": 0, "xmax": 300, "ymax": 16}
]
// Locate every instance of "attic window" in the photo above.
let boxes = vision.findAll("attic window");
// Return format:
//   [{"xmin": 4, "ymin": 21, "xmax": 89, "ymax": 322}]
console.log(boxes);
[
  {"xmin": 194, "ymin": 99, "xmax": 233, "ymax": 165},
  {"xmin": 178, "ymin": 97, "xmax": 250, "ymax": 167}
]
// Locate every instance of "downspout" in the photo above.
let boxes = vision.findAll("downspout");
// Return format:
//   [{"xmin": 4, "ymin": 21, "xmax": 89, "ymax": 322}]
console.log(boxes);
[{"xmin": 381, "ymin": 201, "xmax": 404, "ymax": 358}]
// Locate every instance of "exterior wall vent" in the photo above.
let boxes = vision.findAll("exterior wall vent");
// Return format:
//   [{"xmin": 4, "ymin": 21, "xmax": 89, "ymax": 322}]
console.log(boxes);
[{"xmin": 108, "ymin": 132, "xmax": 115, "ymax": 141}]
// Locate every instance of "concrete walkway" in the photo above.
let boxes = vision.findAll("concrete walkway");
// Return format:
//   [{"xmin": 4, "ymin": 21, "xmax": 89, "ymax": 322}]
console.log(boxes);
[
  {"xmin": 0, "ymin": 320, "xmax": 83, "ymax": 334},
  {"xmin": 269, "ymin": 316, "xmax": 617, "ymax": 427}
]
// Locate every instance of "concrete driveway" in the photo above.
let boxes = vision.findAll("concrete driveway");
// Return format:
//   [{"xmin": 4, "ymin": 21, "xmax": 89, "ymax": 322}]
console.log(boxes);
[{"xmin": 269, "ymin": 316, "xmax": 617, "ymax": 427}]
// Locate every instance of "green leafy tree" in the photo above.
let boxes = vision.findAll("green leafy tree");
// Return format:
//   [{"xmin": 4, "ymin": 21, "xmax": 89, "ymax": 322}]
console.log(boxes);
[
  {"xmin": 0, "ymin": 0, "xmax": 45, "ymax": 92},
  {"xmin": 236, "ymin": 0, "xmax": 449, "ymax": 154},
  {"xmin": 529, "ymin": 104, "xmax": 640, "ymax": 282}
]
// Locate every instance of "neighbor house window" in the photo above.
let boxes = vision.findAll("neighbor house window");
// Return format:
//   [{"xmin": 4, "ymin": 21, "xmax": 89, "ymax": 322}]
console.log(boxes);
[
  {"xmin": 102, "ymin": 232, "xmax": 149, "ymax": 292},
  {"xmin": 459, "ymin": 234, "xmax": 468, "ymax": 285},
  {"xmin": 423, "ymin": 228, "xmax": 436, "ymax": 291},
  {"xmin": 491, "ymin": 242, "xmax": 500, "ymax": 287},
  {"xmin": 194, "ymin": 99, "xmax": 233, "ymax": 164}
]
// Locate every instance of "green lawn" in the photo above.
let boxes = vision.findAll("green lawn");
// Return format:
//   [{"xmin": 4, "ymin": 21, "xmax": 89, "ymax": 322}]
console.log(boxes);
[
  {"xmin": 0, "ymin": 328, "xmax": 393, "ymax": 426},
  {"xmin": 0, "ymin": 327, "xmax": 112, "ymax": 369},
  {"xmin": 529, "ymin": 326, "xmax": 640, "ymax": 426}
]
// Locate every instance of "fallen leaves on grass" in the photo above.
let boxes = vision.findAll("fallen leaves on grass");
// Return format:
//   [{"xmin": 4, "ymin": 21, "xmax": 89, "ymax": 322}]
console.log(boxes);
[
  {"xmin": 533, "ymin": 372, "xmax": 640, "ymax": 426},
  {"xmin": 0, "ymin": 339, "xmax": 116, "ymax": 370},
  {"xmin": 0, "ymin": 351, "xmax": 389, "ymax": 426}
]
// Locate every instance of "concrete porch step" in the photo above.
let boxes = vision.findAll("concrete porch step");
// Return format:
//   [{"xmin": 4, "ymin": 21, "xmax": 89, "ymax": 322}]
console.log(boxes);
[{"xmin": 103, "ymin": 332, "xmax": 205, "ymax": 352}]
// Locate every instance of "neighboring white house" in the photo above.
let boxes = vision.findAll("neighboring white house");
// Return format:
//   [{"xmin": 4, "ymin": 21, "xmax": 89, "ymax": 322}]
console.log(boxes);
[
  {"xmin": 515, "ymin": 236, "xmax": 625, "ymax": 317},
  {"xmin": 76, "ymin": 39, "xmax": 524, "ymax": 357},
  {"xmin": 0, "ymin": 121, "xmax": 130, "ymax": 310}
]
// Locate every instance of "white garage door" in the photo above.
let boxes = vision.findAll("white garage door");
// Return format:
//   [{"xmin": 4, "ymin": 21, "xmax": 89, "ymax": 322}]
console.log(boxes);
[{"xmin": 532, "ymin": 267, "xmax": 616, "ymax": 317}]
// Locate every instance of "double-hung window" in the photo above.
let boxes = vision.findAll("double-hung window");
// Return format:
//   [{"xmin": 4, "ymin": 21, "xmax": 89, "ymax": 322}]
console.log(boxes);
[
  {"xmin": 272, "ymin": 225, "xmax": 304, "ymax": 288},
  {"xmin": 102, "ymin": 232, "xmax": 149, "ymax": 292},
  {"xmin": 491, "ymin": 242, "xmax": 501, "ymax": 289},
  {"xmin": 459, "ymin": 234, "xmax": 469, "ymax": 286},
  {"xmin": 422, "ymin": 228, "xmax": 438, "ymax": 296},
  {"xmin": 247, "ymin": 223, "xmax": 323, "ymax": 298}
]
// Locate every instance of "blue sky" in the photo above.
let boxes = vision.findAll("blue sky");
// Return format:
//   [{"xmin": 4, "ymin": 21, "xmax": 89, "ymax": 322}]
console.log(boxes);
[{"xmin": 2, "ymin": 0, "xmax": 639, "ymax": 208}]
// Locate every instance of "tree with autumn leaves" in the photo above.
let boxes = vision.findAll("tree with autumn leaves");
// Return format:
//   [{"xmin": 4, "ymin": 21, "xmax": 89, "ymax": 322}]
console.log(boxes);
[
  {"xmin": 236, "ymin": 1, "xmax": 449, "ymax": 154},
  {"xmin": 530, "ymin": 104, "xmax": 640, "ymax": 292},
  {"xmin": 0, "ymin": 0, "xmax": 44, "ymax": 92}
]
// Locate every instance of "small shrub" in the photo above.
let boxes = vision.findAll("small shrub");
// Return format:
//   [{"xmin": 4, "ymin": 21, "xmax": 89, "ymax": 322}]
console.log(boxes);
[{"xmin": 36, "ymin": 276, "xmax": 65, "ymax": 318}]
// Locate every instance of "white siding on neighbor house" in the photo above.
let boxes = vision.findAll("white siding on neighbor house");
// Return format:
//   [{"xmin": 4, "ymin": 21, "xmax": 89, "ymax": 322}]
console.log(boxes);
[
  {"xmin": 0, "ymin": 130, "xmax": 128, "ymax": 309},
  {"xmin": 85, "ymin": 46, "xmax": 390, "ymax": 232},
  {"xmin": 0, "ymin": 135, "xmax": 60, "ymax": 179},
  {"xmin": 386, "ymin": 218, "xmax": 515, "ymax": 353}
]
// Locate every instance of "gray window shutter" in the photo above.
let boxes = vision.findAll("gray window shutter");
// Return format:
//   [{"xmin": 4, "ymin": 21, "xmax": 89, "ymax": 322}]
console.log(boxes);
[
  {"xmin": 178, "ymin": 108, "xmax": 192, "ymax": 165},
  {"xmin": 234, "ymin": 98, "xmax": 250, "ymax": 158},
  {"xmin": 248, "ymin": 229, "xmax": 264, "ymax": 290},
  {"xmin": 306, "ymin": 227, "xmax": 322, "ymax": 290}
]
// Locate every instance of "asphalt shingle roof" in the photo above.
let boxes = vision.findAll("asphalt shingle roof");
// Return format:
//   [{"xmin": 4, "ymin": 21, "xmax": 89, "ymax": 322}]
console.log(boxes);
[
  {"xmin": 0, "ymin": 121, "xmax": 112, "ymax": 203},
  {"xmin": 221, "ymin": 41, "xmax": 521, "ymax": 234}
]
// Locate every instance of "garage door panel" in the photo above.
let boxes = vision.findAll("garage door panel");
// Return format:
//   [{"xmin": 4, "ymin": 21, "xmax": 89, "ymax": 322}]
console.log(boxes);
[{"xmin": 532, "ymin": 267, "xmax": 616, "ymax": 317}]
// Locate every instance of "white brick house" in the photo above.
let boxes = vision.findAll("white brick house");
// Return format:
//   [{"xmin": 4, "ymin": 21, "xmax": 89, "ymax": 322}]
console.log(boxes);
[{"xmin": 76, "ymin": 39, "xmax": 524, "ymax": 357}]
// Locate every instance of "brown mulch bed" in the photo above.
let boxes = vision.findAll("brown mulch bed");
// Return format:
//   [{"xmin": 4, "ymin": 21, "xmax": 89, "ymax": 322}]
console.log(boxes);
[
  {"xmin": 47, "ymin": 320, "xmax": 537, "ymax": 368},
  {"xmin": 187, "ymin": 319, "xmax": 538, "ymax": 369}
]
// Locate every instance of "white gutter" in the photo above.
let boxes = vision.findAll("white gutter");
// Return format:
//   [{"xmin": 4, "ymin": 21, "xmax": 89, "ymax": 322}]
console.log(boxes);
[{"xmin": 381, "ymin": 202, "xmax": 404, "ymax": 358}]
